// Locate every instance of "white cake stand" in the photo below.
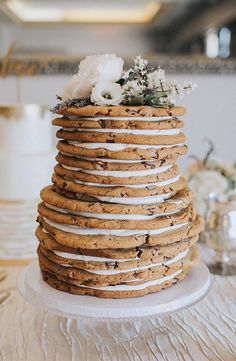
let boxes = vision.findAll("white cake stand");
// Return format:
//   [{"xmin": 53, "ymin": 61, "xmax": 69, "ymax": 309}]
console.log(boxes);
[{"xmin": 17, "ymin": 261, "xmax": 210, "ymax": 321}]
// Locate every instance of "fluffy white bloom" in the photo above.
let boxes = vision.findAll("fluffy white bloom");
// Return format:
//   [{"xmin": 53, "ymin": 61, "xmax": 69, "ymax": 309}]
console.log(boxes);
[
  {"xmin": 147, "ymin": 68, "xmax": 165, "ymax": 89},
  {"xmin": 60, "ymin": 78, "xmax": 77, "ymax": 101},
  {"xmin": 78, "ymin": 53, "xmax": 124, "ymax": 83},
  {"xmin": 91, "ymin": 82, "xmax": 123, "ymax": 105},
  {"xmin": 61, "ymin": 54, "xmax": 124, "ymax": 100},
  {"xmin": 189, "ymin": 170, "xmax": 228, "ymax": 215},
  {"xmin": 61, "ymin": 75, "xmax": 93, "ymax": 100}
]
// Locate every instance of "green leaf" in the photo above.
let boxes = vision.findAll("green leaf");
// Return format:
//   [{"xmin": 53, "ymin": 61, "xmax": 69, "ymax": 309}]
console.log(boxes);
[
  {"xmin": 144, "ymin": 96, "xmax": 160, "ymax": 106},
  {"xmin": 124, "ymin": 95, "xmax": 173, "ymax": 108},
  {"xmin": 129, "ymin": 95, "xmax": 144, "ymax": 105},
  {"xmin": 144, "ymin": 96, "xmax": 169, "ymax": 107},
  {"xmin": 155, "ymin": 91, "xmax": 168, "ymax": 98}
]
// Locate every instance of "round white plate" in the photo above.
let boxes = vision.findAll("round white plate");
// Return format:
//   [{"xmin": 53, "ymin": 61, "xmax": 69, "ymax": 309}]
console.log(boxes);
[{"xmin": 17, "ymin": 261, "xmax": 210, "ymax": 320}]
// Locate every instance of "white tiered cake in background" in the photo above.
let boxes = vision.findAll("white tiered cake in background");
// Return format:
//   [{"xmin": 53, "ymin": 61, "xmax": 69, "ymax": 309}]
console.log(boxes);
[{"xmin": 0, "ymin": 105, "xmax": 55, "ymax": 261}]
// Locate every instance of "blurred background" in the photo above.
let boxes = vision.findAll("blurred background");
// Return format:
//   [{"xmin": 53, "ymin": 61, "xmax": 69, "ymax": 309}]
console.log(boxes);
[{"xmin": 0, "ymin": 0, "xmax": 236, "ymax": 264}]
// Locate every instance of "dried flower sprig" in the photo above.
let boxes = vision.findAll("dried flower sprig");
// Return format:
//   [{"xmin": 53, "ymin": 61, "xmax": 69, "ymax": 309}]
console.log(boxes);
[
  {"xmin": 120, "ymin": 55, "xmax": 197, "ymax": 107},
  {"xmin": 51, "ymin": 97, "xmax": 90, "ymax": 113}
]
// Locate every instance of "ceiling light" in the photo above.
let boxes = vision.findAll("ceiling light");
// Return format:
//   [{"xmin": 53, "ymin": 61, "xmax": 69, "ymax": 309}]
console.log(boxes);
[{"xmin": 5, "ymin": 1, "xmax": 161, "ymax": 24}]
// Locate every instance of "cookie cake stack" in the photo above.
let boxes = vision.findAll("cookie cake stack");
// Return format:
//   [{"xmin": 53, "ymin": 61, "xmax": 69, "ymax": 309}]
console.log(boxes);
[{"xmin": 36, "ymin": 54, "xmax": 204, "ymax": 298}]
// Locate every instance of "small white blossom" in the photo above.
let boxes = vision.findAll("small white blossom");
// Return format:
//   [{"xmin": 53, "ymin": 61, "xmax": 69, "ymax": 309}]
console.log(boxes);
[
  {"xmin": 122, "ymin": 80, "xmax": 145, "ymax": 98},
  {"xmin": 147, "ymin": 68, "xmax": 165, "ymax": 89},
  {"xmin": 134, "ymin": 55, "xmax": 148, "ymax": 71},
  {"xmin": 183, "ymin": 81, "xmax": 197, "ymax": 94},
  {"xmin": 175, "ymin": 85, "xmax": 185, "ymax": 98},
  {"xmin": 167, "ymin": 80, "xmax": 183, "ymax": 97},
  {"xmin": 91, "ymin": 82, "xmax": 123, "ymax": 106}
]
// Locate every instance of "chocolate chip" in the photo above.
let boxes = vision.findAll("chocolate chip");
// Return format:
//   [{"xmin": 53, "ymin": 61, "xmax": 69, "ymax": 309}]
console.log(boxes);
[
  {"xmin": 145, "ymin": 234, "xmax": 150, "ymax": 243},
  {"xmin": 100, "ymin": 119, "xmax": 106, "ymax": 128},
  {"xmin": 105, "ymin": 261, "xmax": 117, "ymax": 269},
  {"xmin": 137, "ymin": 249, "xmax": 143, "ymax": 258}
]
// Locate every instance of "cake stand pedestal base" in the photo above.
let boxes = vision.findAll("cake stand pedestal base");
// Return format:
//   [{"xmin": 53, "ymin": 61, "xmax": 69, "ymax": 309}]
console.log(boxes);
[
  {"xmin": 17, "ymin": 262, "xmax": 210, "ymax": 342},
  {"xmin": 17, "ymin": 261, "xmax": 210, "ymax": 321}
]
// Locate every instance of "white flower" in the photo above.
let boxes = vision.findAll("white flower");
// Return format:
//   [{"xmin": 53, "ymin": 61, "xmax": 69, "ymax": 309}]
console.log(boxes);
[
  {"xmin": 60, "ymin": 78, "xmax": 77, "ymax": 101},
  {"xmin": 189, "ymin": 170, "xmax": 228, "ymax": 215},
  {"xmin": 61, "ymin": 54, "xmax": 124, "ymax": 100},
  {"xmin": 91, "ymin": 82, "xmax": 123, "ymax": 106},
  {"xmin": 79, "ymin": 53, "xmax": 124, "ymax": 83},
  {"xmin": 147, "ymin": 68, "xmax": 165, "ymax": 89}
]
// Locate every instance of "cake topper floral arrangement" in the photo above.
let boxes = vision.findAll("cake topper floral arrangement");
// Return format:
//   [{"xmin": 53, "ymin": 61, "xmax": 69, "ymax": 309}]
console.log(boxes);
[{"xmin": 52, "ymin": 54, "xmax": 196, "ymax": 112}]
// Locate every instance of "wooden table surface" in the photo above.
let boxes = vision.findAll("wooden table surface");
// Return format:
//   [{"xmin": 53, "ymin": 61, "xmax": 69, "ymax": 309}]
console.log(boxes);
[{"xmin": 0, "ymin": 264, "xmax": 236, "ymax": 361}]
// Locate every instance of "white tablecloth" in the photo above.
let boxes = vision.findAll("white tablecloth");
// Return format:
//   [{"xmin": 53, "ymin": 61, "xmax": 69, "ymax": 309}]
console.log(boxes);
[{"xmin": 0, "ymin": 265, "xmax": 236, "ymax": 361}]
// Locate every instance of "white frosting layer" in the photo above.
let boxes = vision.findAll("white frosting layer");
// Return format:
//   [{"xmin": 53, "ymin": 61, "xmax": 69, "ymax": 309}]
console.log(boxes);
[
  {"xmin": 87, "ymin": 250, "xmax": 187, "ymax": 275},
  {"xmin": 45, "ymin": 203, "xmax": 179, "ymax": 220},
  {"xmin": 53, "ymin": 250, "xmax": 140, "ymax": 263},
  {"xmin": 61, "ymin": 153, "xmax": 154, "ymax": 163},
  {"xmin": 54, "ymin": 250, "xmax": 188, "ymax": 275},
  {"xmin": 67, "ymin": 116, "xmax": 174, "ymax": 122},
  {"xmin": 92, "ymin": 193, "xmax": 172, "ymax": 205},
  {"xmin": 62, "ymin": 164, "xmax": 172, "ymax": 177},
  {"xmin": 63, "ymin": 128, "xmax": 180, "ymax": 136},
  {"xmin": 70, "ymin": 175, "xmax": 180, "ymax": 189},
  {"xmin": 53, "ymin": 248, "xmax": 186, "ymax": 264},
  {"xmin": 68, "ymin": 141, "xmax": 183, "ymax": 151},
  {"xmin": 43, "ymin": 217, "xmax": 188, "ymax": 236},
  {"xmin": 78, "ymin": 269, "xmax": 182, "ymax": 291}
]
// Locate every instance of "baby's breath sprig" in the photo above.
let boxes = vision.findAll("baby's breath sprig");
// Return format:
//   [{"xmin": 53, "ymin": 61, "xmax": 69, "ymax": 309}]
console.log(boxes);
[{"xmin": 120, "ymin": 55, "xmax": 197, "ymax": 107}]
